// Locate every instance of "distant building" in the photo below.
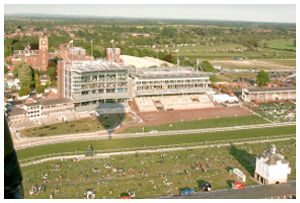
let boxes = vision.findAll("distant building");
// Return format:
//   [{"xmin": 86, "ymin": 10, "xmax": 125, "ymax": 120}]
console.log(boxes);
[
  {"xmin": 242, "ymin": 87, "xmax": 296, "ymax": 102},
  {"xmin": 59, "ymin": 43, "xmax": 88, "ymax": 61},
  {"xmin": 106, "ymin": 48, "xmax": 121, "ymax": 64},
  {"xmin": 39, "ymin": 35, "xmax": 49, "ymax": 72},
  {"xmin": 11, "ymin": 35, "xmax": 49, "ymax": 72},
  {"xmin": 254, "ymin": 144, "xmax": 291, "ymax": 185}
]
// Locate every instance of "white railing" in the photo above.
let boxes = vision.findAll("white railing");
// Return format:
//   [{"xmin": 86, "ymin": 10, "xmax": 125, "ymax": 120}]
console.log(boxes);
[{"xmin": 19, "ymin": 134, "xmax": 295, "ymax": 167}]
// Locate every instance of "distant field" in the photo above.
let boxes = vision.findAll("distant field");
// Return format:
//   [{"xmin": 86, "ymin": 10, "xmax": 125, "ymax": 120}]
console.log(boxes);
[
  {"xmin": 21, "ymin": 139, "xmax": 296, "ymax": 199},
  {"xmin": 17, "ymin": 125, "xmax": 295, "ymax": 160},
  {"xmin": 150, "ymin": 43, "xmax": 296, "ymax": 60},
  {"xmin": 211, "ymin": 59, "xmax": 295, "ymax": 70},
  {"xmin": 122, "ymin": 115, "xmax": 268, "ymax": 133},
  {"xmin": 20, "ymin": 114, "xmax": 132, "ymax": 137},
  {"xmin": 266, "ymin": 39, "xmax": 296, "ymax": 51},
  {"xmin": 257, "ymin": 59, "xmax": 296, "ymax": 67}
]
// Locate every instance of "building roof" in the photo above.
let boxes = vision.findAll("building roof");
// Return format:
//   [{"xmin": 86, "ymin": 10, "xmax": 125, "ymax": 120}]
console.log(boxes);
[
  {"xmin": 131, "ymin": 67, "xmax": 211, "ymax": 79},
  {"xmin": 24, "ymin": 98, "xmax": 72, "ymax": 107},
  {"xmin": 7, "ymin": 107, "xmax": 27, "ymax": 116},
  {"xmin": 247, "ymin": 87, "xmax": 296, "ymax": 93},
  {"xmin": 258, "ymin": 144, "xmax": 289, "ymax": 165},
  {"xmin": 39, "ymin": 98, "xmax": 72, "ymax": 106},
  {"xmin": 65, "ymin": 60, "xmax": 126, "ymax": 73}
]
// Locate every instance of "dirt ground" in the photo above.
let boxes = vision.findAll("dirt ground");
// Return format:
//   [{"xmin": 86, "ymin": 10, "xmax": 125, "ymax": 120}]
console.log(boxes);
[
  {"xmin": 129, "ymin": 106, "xmax": 253, "ymax": 126},
  {"xmin": 210, "ymin": 60, "xmax": 295, "ymax": 70}
]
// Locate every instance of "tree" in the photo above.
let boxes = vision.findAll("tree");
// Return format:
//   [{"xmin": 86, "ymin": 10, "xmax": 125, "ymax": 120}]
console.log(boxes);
[
  {"xmin": 18, "ymin": 85, "xmax": 31, "ymax": 96},
  {"xmin": 36, "ymin": 82, "xmax": 45, "ymax": 94},
  {"xmin": 4, "ymin": 66, "xmax": 8, "ymax": 74},
  {"xmin": 48, "ymin": 66, "xmax": 57, "ymax": 82},
  {"xmin": 256, "ymin": 70, "xmax": 270, "ymax": 86},
  {"xmin": 200, "ymin": 61, "xmax": 216, "ymax": 72},
  {"xmin": 18, "ymin": 64, "xmax": 34, "ymax": 86},
  {"xmin": 209, "ymin": 74, "xmax": 218, "ymax": 83}
]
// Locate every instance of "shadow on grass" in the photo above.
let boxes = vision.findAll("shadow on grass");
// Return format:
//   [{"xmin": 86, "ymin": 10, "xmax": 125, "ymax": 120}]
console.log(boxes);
[
  {"xmin": 95, "ymin": 102, "xmax": 126, "ymax": 134},
  {"xmin": 229, "ymin": 144, "xmax": 256, "ymax": 176}
]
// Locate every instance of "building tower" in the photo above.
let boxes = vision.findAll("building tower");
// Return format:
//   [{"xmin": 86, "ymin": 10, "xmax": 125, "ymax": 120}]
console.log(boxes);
[{"xmin": 39, "ymin": 35, "xmax": 48, "ymax": 72}]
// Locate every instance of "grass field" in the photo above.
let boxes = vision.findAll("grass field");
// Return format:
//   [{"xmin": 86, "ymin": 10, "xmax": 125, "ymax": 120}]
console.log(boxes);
[
  {"xmin": 254, "ymin": 102, "xmax": 296, "ymax": 123},
  {"xmin": 21, "ymin": 139, "xmax": 296, "ymax": 199},
  {"xmin": 266, "ymin": 39, "xmax": 296, "ymax": 52},
  {"xmin": 17, "ymin": 125, "xmax": 295, "ymax": 160},
  {"xmin": 20, "ymin": 114, "xmax": 133, "ymax": 137},
  {"xmin": 257, "ymin": 59, "xmax": 296, "ymax": 67},
  {"xmin": 150, "ymin": 43, "xmax": 296, "ymax": 60},
  {"xmin": 122, "ymin": 115, "xmax": 268, "ymax": 133}
]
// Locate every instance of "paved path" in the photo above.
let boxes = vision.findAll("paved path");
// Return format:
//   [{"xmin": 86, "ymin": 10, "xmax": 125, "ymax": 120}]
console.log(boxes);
[
  {"xmin": 14, "ymin": 122, "xmax": 295, "ymax": 150},
  {"xmin": 165, "ymin": 181, "xmax": 296, "ymax": 199},
  {"xmin": 20, "ymin": 135, "xmax": 295, "ymax": 167}
]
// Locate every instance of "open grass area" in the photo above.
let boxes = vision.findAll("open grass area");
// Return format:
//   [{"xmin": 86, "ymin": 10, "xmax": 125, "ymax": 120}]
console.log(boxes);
[
  {"xmin": 150, "ymin": 43, "xmax": 296, "ymax": 60},
  {"xmin": 20, "ymin": 114, "xmax": 132, "ymax": 137},
  {"xmin": 21, "ymin": 139, "xmax": 295, "ymax": 199},
  {"xmin": 17, "ymin": 125, "xmax": 295, "ymax": 160},
  {"xmin": 122, "ymin": 115, "xmax": 268, "ymax": 133},
  {"xmin": 254, "ymin": 102, "xmax": 296, "ymax": 123},
  {"xmin": 266, "ymin": 39, "xmax": 296, "ymax": 52},
  {"xmin": 257, "ymin": 59, "xmax": 296, "ymax": 67}
]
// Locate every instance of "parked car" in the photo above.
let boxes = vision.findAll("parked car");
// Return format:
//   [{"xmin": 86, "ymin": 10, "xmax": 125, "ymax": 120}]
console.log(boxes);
[
  {"xmin": 202, "ymin": 183, "xmax": 212, "ymax": 192},
  {"xmin": 180, "ymin": 188, "xmax": 195, "ymax": 196},
  {"xmin": 231, "ymin": 181, "xmax": 245, "ymax": 190}
]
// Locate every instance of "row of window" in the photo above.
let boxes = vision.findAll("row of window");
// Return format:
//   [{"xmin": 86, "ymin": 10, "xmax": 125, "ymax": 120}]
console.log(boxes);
[
  {"xmin": 136, "ymin": 79, "xmax": 208, "ymax": 85},
  {"xmin": 80, "ymin": 88, "xmax": 127, "ymax": 95}
]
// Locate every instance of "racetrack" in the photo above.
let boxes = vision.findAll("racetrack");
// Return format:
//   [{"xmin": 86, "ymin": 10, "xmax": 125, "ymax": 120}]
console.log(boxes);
[{"xmin": 14, "ymin": 122, "xmax": 295, "ymax": 150}]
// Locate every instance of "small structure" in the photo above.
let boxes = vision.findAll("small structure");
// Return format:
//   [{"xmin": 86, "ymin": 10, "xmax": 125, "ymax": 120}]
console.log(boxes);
[
  {"xmin": 85, "ymin": 144, "xmax": 94, "ymax": 157},
  {"xmin": 254, "ymin": 144, "xmax": 291, "ymax": 185},
  {"xmin": 242, "ymin": 87, "xmax": 296, "ymax": 102},
  {"xmin": 232, "ymin": 168, "xmax": 246, "ymax": 182}
]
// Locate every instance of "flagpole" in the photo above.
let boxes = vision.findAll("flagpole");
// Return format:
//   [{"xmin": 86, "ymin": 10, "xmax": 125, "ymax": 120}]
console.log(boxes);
[
  {"xmin": 72, "ymin": 40, "xmax": 74, "ymax": 66},
  {"xmin": 91, "ymin": 39, "xmax": 93, "ymax": 63}
]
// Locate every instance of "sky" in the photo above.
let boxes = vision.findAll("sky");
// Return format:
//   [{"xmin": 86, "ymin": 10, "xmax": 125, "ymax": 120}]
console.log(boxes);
[{"xmin": 4, "ymin": 4, "xmax": 296, "ymax": 23}]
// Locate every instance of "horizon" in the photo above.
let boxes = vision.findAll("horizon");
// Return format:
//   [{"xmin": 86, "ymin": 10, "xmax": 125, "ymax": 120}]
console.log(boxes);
[{"xmin": 4, "ymin": 4, "xmax": 296, "ymax": 24}]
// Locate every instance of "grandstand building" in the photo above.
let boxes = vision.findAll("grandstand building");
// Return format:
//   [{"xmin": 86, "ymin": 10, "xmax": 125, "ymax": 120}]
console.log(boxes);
[
  {"xmin": 130, "ymin": 67, "xmax": 214, "ymax": 112},
  {"xmin": 130, "ymin": 67, "xmax": 211, "ymax": 97},
  {"xmin": 57, "ymin": 59, "xmax": 214, "ymax": 113},
  {"xmin": 60, "ymin": 60, "xmax": 130, "ymax": 112}
]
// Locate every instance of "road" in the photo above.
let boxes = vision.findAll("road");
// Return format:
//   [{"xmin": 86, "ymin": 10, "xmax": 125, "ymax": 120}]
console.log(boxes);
[
  {"xmin": 164, "ymin": 181, "xmax": 296, "ymax": 199},
  {"xmin": 14, "ymin": 122, "xmax": 295, "ymax": 150}
]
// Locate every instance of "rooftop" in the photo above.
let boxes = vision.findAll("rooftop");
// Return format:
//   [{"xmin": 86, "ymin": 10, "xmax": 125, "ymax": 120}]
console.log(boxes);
[
  {"xmin": 247, "ymin": 86, "xmax": 296, "ymax": 93},
  {"xmin": 258, "ymin": 144, "xmax": 289, "ymax": 165},
  {"xmin": 24, "ymin": 98, "xmax": 73, "ymax": 107},
  {"xmin": 7, "ymin": 107, "xmax": 27, "ymax": 116},
  {"xmin": 131, "ymin": 67, "xmax": 211, "ymax": 79},
  {"xmin": 65, "ymin": 60, "xmax": 126, "ymax": 73}
]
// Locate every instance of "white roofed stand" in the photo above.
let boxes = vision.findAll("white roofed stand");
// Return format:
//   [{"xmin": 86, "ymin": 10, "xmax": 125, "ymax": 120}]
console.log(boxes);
[{"xmin": 254, "ymin": 144, "xmax": 291, "ymax": 185}]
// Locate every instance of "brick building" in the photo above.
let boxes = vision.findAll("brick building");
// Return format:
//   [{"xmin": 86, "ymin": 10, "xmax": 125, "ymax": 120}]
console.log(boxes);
[{"xmin": 11, "ymin": 35, "xmax": 49, "ymax": 72}]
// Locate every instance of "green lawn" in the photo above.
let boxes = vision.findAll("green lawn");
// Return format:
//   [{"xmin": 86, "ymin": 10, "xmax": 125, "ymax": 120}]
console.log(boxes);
[
  {"xmin": 149, "ymin": 43, "xmax": 296, "ymax": 60},
  {"xmin": 20, "ymin": 114, "xmax": 132, "ymax": 137},
  {"xmin": 21, "ymin": 139, "xmax": 296, "ymax": 199},
  {"xmin": 266, "ymin": 39, "xmax": 296, "ymax": 51},
  {"xmin": 255, "ymin": 102, "xmax": 296, "ymax": 123},
  {"xmin": 257, "ymin": 59, "xmax": 296, "ymax": 67},
  {"xmin": 17, "ymin": 125, "xmax": 295, "ymax": 160},
  {"xmin": 122, "ymin": 115, "xmax": 268, "ymax": 133}
]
